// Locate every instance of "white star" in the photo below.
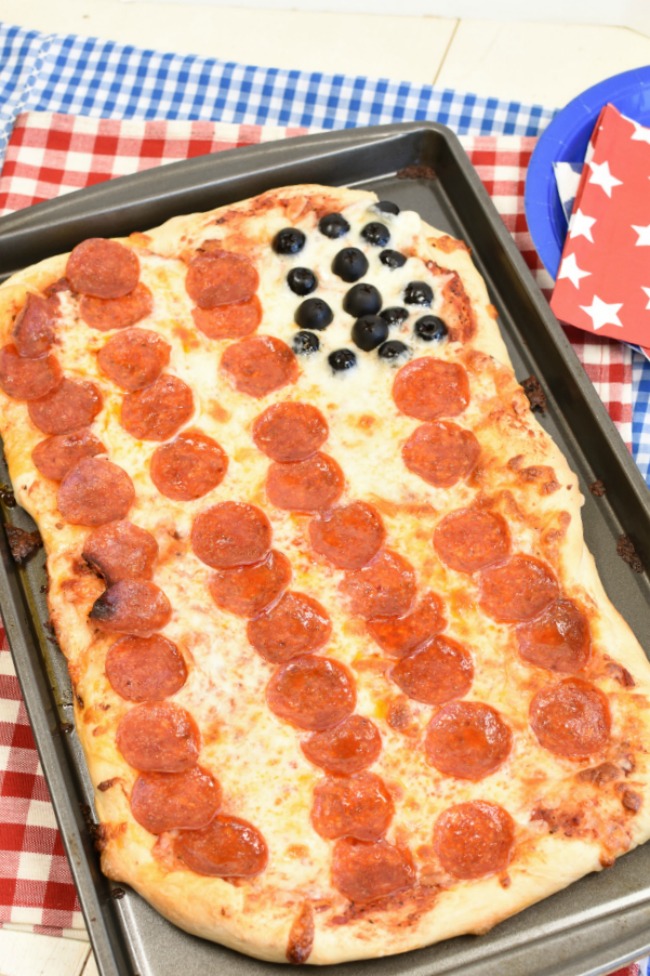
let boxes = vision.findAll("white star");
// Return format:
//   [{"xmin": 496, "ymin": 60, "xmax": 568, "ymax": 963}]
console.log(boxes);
[
  {"xmin": 631, "ymin": 120, "xmax": 650, "ymax": 145},
  {"xmin": 587, "ymin": 160, "xmax": 623, "ymax": 197},
  {"xmin": 642, "ymin": 287, "xmax": 650, "ymax": 310},
  {"xmin": 568, "ymin": 208, "xmax": 596, "ymax": 243},
  {"xmin": 579, "ymin": 295, "xmax": 623, "ymax": 331},
  {"xmin": 632, "ymin": 223, "xmax": 650, "ymax": 246},
  {"xmin": 557, "ymin": 253, "xmax": 591, "ymax": 288}
]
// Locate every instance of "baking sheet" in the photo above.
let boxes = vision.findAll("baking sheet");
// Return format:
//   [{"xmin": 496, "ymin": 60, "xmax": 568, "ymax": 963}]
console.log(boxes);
[{"xmin": 1, "ymin": 121, "xmax": 649, "ymax": 976}]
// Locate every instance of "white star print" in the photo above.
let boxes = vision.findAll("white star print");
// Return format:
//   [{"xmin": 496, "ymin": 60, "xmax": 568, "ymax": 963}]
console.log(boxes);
[
  {"xmin": 631, "ymin": 120, "xmax": 650, "ymax": 145},
  {"xmin": 568, "ymin": 209, "xmax": 596, "ymax": 243},
  {"xmin": 558, "ymin": 253, "xmax": 591, "ymax": 288},
  {"xmin": 642, "ymin": 287, "xmax": 650, "ymax": 310},
  {"xmin": 632, "ymin": 223, "xmax": 650, "ymax": 246},
  {"xmin": 587, "ymin": 160, "xmax": 623, "ymax": 197},
  {"xmin": 579, "ymin": 295, "xmax": 623, "ymax": 331}
]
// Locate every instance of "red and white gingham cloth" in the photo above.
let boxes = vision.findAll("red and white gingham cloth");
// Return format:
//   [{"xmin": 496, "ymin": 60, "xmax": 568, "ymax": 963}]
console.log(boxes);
[{"xmin": 0, "ymin": 114, "xmax": 638, "ymax": 974}]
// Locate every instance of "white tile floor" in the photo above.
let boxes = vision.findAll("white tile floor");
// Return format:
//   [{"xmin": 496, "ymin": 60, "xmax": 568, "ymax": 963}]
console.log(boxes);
[{"xmin": 0, "ymin": 2, "xmax": 649, "ymax": 973}]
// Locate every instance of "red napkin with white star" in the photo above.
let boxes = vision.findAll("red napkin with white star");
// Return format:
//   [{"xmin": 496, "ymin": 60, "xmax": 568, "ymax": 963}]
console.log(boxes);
[{"xmin": 551, "ymin": 104, "xmax": 650, "ymax": 348}]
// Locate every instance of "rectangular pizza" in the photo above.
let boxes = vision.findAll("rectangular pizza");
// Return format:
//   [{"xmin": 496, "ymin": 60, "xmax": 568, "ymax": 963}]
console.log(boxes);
[{"xmin": 1, "ymin": 181, "xmax": 649, "ymax": 966}]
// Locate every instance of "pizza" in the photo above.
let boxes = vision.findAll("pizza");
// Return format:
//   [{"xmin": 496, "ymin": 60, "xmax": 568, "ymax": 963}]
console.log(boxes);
[{"xmin": 1, "ymin": 182, "xmax": 650, "ymax": 965}]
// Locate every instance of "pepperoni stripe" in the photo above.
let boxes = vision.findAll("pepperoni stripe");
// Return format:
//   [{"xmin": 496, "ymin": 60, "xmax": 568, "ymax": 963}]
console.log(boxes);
[
  {"xmin": 150, "ymin": 430, "xmax": 228, "ymax": 501},
  {"xmin": 191, "ymin": 502, "xmax": 271, "ymax": 569},
  {"xmin": 252, "ymin": 402, "xmax": 328, "ymax": 462},
  {"xmin": 131, "ymin": 767, "xmax": 221, "ymax": 834},
  {"xmin": 402, "ymin": 421, "xmax": 480, "ymax": 488},
  {"xmin": 479, "ymin": 555, "xmax": 559, "ymax": 623},
  {"xmin": 247, "ymin": 591, "xmax": 332, "ymax": 663},
  {"xmin": 58, "ymin": 458, "xmax": 134, "ymax": 526},
  {"xmin": 331, "ymin": 838, "xmax": 415, "ymax": 904},
  {"xmin": 28, "ymin": 378, "xmax": 102, "ymax": 436},
  {"xmin": 311, "ymin": 772, "xmax": 394, "ymax": 842},
  {"xmin": 266, "ymin": 655, "xmax": 356, "ymax": 731},
  {"xmin": 301, "ymin": 715, "xmax": 382, "ymax": 775},
  {"xmin": 266, "ymin": 453, "xmax": 344, "ymax": 513},
  {"xmin": 434, "ymin": 508, "xmax": 510, "ymax": 573},
  {"xmin": 13, "ymin": 293, "xmax": 57, "ymax": 358},
  {"xmin": 80, "ymin": 282, "xmax": 153, "ymax": 332},
  {"xmin": 90, "ymin": 579, "xmax": 172, "ymax": 636},
  {"xmin": 392, "ymin": 357, "xmax": 470, "ymax": 421},
  {"xmin": 0, "ymin": 344, "xmax": 62, "ymax": 400},
  {"xmin": 116, "ymin": 702, "xmax": 200, "ymax": 772},
  {"xmin": 208, "ymin": 549, "xmax": 291, "ymax": 617},
  {"xmin": 82, "ymin": 520, "xmax": 158, "ymax": 584},
  {"xmin": 66, "ymin": 238, "xmax": 140, "ymax": 299},
  {"xmin": 105, "ymin": 634, "xmax": 187, "ymax": 701},
  {"xmin": 221, "ymin": 335, "xmax": 298, "ymax": 398},
  {"xmin": 32, "ymin": 428, "xmax": 105, "ymax": 482},
  {"xmin": 309, "ymin": 502, "xmax": 385, "ymax": 569},
  {"xmin": 185, "ymin": 250, "xmax": 259, "ymax": 309},
  {"xmin": 192, "ymin": 296, "xmax": 262, "ymax": 340},
  {"xmin": 516, "ymin": 599, "xmax": 591, "ymax": 673},
  {"xmin": 529, "ymin": 678, "xmax": 611, "ymax": 758},
  {"xmin": 433, "ymin": 801, "xmax": 515, "ymax": 879},
  {"xmin": 121, "ymin": 374, "xmax": 194, "ymax": 441},
  {"xmin": 390, "ymin": 636, "xmax": 473, "ymax": 705},
  {"xmin": 97, "ymin": 328, "xmax": 170, "ymax": 391},
  {"xmin": 366, "ymin": 592, "xmax": 445, "ymax": 657},
  {"xmin": 425, "ymin": 701, "xmax": 512, "ymax": 780},
  {"xmin": 340, "ymin": 549, "xmax": 416, "ymax": 619},
  {"xmin": 174, "ymin": 814, "xmax": 268, "ymax": 878}
]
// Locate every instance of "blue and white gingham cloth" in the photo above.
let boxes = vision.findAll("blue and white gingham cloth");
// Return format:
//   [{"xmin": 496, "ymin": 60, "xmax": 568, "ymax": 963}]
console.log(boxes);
[{"xmin": 0, "ymin": 19, "xmax": 649, "ymax": 486}]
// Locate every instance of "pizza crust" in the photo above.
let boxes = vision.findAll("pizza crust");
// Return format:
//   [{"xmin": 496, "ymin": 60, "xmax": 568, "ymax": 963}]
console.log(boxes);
[{"xmin": 1, "ymin": 183, "xmax": 650, "ymax": 964}]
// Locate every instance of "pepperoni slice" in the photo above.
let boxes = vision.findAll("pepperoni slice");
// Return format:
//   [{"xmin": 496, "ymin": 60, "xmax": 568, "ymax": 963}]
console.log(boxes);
[
  {"xmin": 13, "ymin": 293, "xmax": 57, "ymax": 358},
  {"xmin": 79, "ymin": 282, "xmax": 153, "ymax": 332},
  {"xmin": 247, "ymin": 591, "xmax": 332, "ymax": 663},
  {"xmin": 150, "ymin": 430, "xmax": 228, "ymax": 501},
  {"xmin": 116, "ymin": 701, "xmax": 199, "ymax": 772},
  {"xmin": 479, "ymin": 555, "xmax": 559, "ymax": 623},
  {"xmin": 191, "ymin": 502, "xmax": 271, "ymax": 569},
  {"xmin": 529, "ymin": 678, "xmax": 611, "ymax": 758},
  {"xmin": 105, "ymin": 634, "xmax": 187, "ymax": 701},
  {"xmin": 425, "ymin": 701, "xmax": 512, "ymax": 780},
  {"xmin": 433, "ymin": 801, "xmax": 515, "ymax": 880},
  {"xmin": 97, "ymin": 328, "xmax": 170, "ymax": 391},
  {"xmin": 390, "ymin": 636, "xmax": 473, "ymax": 705},
  {"xmin": 58, "ymin": 457, "xmax": 134, "ymax": 526},
  {"xmin": 186, "ymin": 250, "xmax": 259, "ymax": 309},
  {"xmin": 32, "ymin": 428, "xmax": 105, "ymax": 481},
  {"xmin": 121, "ymin": 374, "xmax": 194, "ymax": 441},
  {"xmin": 28, "ymin": 377, "xmax": 102, "ymax": 436},
  {"xmin": 221, "ymin": 335, "xmax": 298, "ymax": 398},
  {"xmin": 266, "ymin": 655, "xmax": 356, "ymax": 731},
  {"xmin": 340, "ymin": 549, "xmax": 416, "ymax": 619},
  {"xmin": 0, "ymin": 344, "xmax": 62, "ymax": 400},
  {"xmin": 208, "ymin": 549, "xmax": 291, "ymax": 617},
  {"xmin": 131, "ymin": 767, "xmax": 221, "ymax": 834},
  {"xmin": 90, "ymin": 579, "xmax": 172, "ymax": 636},
  {"xmin": 434, "ymin": 508, "xmax": 510, "ymax": 574},
  {"xmin": 252, "ymin": 401, "xmax": 328, "ymax": 462},
  {"xmin": 174, "ymin": 814, "xmax": 268, "ymax": 878},
  {"xmin": 311, "ymin": 772, "xmax": 394, "ymax": 842},
  {"xmin": 392, "ymin": 357, "xmax": 470, "ymax": 421},
  {"xmin": 192, "ymin": 295, "xmax": 262, "ymax": 339},
  {"xmin": 402, "ymin": 421, "xmax": 480, "ymax": 488},
  {"xmin": 266, "ymin": 453, "xmax": 344, "ymax": 513},
  {"xmin": 66, "ymin": 238, "xmax": 140, "ymax": 299},
  {"xmin": 82, "ymin": 520, "xmax": 158, "ymax": 584},
  {"xmin": 331, "ymin": 838, "xmax": 415, "ymax": 904},
  {"xmin": 301, "ymin": 715, "xmax": 382, "ymax": 775},
  {"xmin": 309, "ymin": 502, "xmax": 385, "ymax": 570},
  {"xmin": 366, "ymin": 592, "xmax": 445, "ymax": 657},
  {"xmin": 517, "ymin": 599, "xmax": 591, "ymax": 673}
]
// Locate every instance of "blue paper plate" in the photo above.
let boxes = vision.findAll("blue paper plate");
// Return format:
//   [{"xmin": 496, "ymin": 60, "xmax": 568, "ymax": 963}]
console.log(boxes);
[{"xmin": 524, "ymin": 66, "xmax": 650, "ymax": 279}]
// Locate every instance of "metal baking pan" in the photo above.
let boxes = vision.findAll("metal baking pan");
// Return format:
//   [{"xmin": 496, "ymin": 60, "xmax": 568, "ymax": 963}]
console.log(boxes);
[{"xmin": 1, "ymin": 122, "xmax": 649, "ymax": 976}]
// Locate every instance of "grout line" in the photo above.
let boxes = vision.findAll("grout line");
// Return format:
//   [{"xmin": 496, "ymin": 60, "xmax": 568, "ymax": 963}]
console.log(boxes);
[{"xmin": 432, "ymin": 17, "xmax": 460, "ymax": 86}]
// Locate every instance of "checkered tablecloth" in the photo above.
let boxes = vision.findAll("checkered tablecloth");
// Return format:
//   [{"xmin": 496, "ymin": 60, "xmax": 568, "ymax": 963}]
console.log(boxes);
[{"xmin": 0, "ymin": 18, "xmax": 648, "ymax": 976}]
